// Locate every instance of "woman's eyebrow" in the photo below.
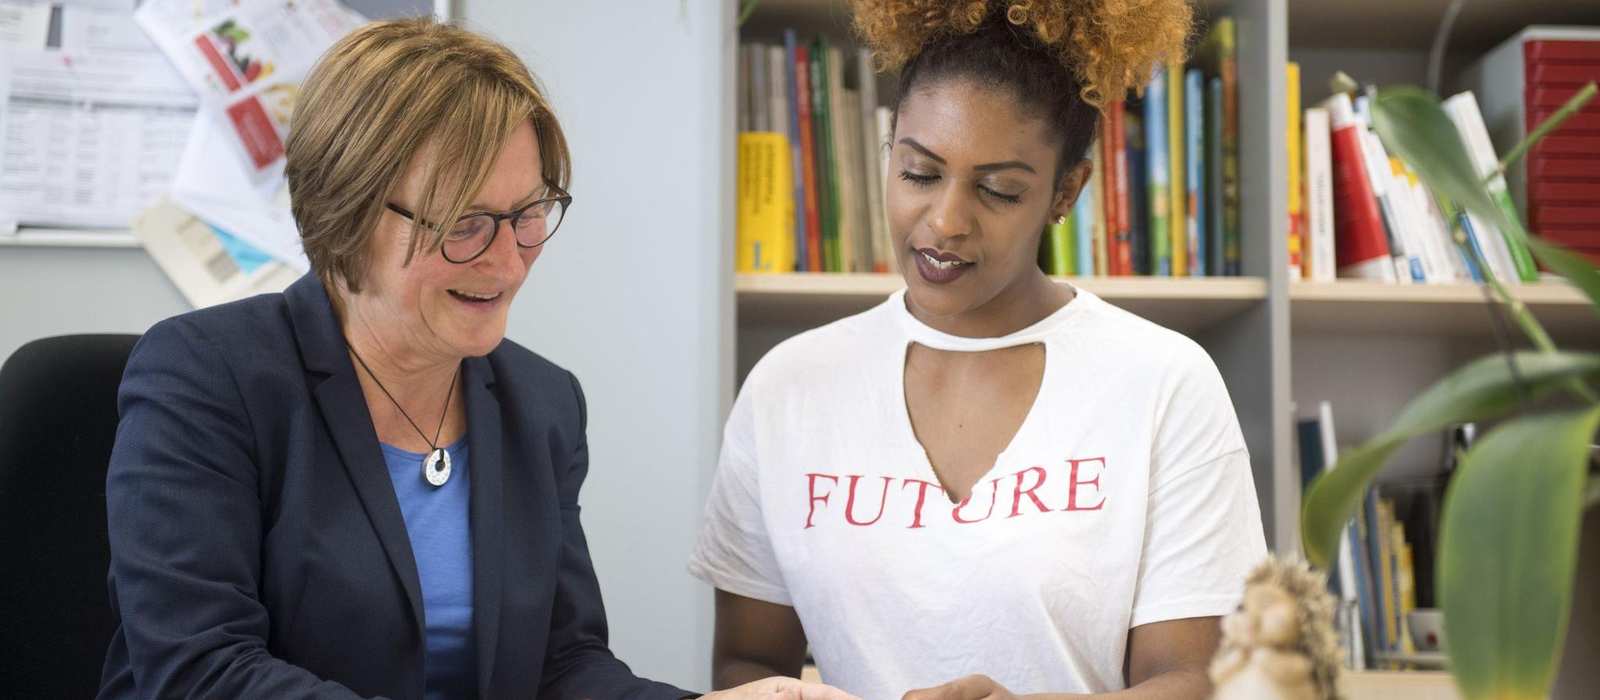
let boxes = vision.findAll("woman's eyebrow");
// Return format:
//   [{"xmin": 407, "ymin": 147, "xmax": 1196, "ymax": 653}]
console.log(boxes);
[{"xmin": 898, "ymin": 137, "xmax": 1036, "ymax": 174}]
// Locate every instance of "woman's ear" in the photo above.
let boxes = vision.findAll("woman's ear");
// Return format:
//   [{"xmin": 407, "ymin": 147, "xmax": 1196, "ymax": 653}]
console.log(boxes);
[{"xmin": 1051, "ymin": 159, "xmax": 1094, "ymax": 221}]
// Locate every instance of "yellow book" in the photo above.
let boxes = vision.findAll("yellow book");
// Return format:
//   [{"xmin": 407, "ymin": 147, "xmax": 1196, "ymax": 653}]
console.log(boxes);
[
  {"xmin": 1393, "ymin": 524, "xmax": 1417, "ymax": 655},
  {"xmin": 1167, "ymin": 59, "xmax": 1187, "ymax": 277},
  {"xmin": 736, "ymin": 132, "xmax": 796, "ymax": 273},
  {"xmin": 1286, "ymin": 62, "xmax": 1304, "ymax": 280},
  {"xmin": 1375, "ymin": 499, "xmax": 1399, "ymax": 656}
]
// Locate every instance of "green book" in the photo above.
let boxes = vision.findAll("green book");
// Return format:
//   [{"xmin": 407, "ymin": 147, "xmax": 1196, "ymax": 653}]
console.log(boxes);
[
  {"xmin": 1046, "ymin": 217, "xmax": 1075, "ymax": 276},
  {"xmin": 812, "ymin": 38, "xmax": 839, "ymax": 272}
]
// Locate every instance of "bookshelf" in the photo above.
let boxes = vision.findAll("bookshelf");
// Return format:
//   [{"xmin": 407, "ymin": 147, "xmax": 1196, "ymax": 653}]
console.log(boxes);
[{"xmin": 733, "ymin": 0, "xmax": 1600, "ymax": 693}]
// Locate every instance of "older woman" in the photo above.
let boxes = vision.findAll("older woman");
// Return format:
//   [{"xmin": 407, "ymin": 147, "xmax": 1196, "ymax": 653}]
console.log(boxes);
[{"xmin": 98, "ymin": 19, "xmax": 851, "ymax": 700}]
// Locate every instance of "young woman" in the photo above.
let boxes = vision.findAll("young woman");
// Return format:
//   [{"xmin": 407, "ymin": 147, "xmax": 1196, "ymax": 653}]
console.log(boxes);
[{"xmin": 690, "ymin": 2, "xmax": 1266, "ymax": 698}]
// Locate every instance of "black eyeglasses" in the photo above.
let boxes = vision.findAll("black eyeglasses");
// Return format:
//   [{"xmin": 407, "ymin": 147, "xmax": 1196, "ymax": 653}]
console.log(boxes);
[{"xmin": 386, "ymin": 183, "xmax": 572, "ymax": 264}]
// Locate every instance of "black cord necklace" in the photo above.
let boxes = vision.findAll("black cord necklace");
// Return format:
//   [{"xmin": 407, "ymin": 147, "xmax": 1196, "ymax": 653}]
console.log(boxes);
[{"xmin": 348, "ymin": 344, "xmax": 459, "ymax": 487}]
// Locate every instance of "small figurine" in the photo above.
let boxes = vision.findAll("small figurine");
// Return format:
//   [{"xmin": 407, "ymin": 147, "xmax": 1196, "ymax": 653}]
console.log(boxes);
[{"xmin": 1209, "ymin": 556, "xmax": 1343, "ymax": 700}]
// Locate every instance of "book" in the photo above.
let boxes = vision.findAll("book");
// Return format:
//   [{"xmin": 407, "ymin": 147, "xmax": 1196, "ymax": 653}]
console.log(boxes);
[
  {"xmin": 1146, "ymin": 69, "xmax": 1172, "ymax": 276},
  {"xmin": 1075, "ymin": 170, "xmax": 1096, "ymax": 276},
  {"xmin": 736, "ymin": 132, "xmax": 796, "ymax": 273},
  {"xmin": 779, "ymin": 37, "xmax": 805, "ymax": 271},
  {"xmin": 1442, "ymin": 91, "xmax": 1539, "ymax": 282},
  {"xmin": 810, "ymin": 40, "xmax": 838, "ymax": 272},
  {"xmin": 750, "ymin": 44, "xmax": 769, "ymax": 132},
  {"xmin": 1185, "ymin": 68, "xmax": 1205, "ymax": 277},
  {"xmin": 858, "ymin": 48, "xmax": 890, "ymax": 273},
  {"xmin": 1205, "ymin": 78, "xmax": 1224, "ymax": 277},
  {"xmin": 1353, "ymin": 97, "xmax": 1423, "ymax": 283},
  {"xmin": 1101, "ymin": 113, "xmax": 1123, "ymax": 275},
  {"xmin": 1045, "ymin": 218, "xmax": 1075, "ymax": 276},
  {"xmin": 1126, "ymin": 109, "xmax": 1150, "ymax": 275},
  {"xmin": 1304, "ymin": 106, "xmax": 1336, "ymax": 282},
  {"xmin": 1327, "ymin": 93, "xmax": 1395, "ymax": 281},
  {"xmin": 1168, "ymin": 59, "xmax": 1187, "ymax": 277},
  {"xmin": 1287, "ymin": 62, "xmax": 1304, "ymax": 280},
  {"xmin": 793, "ymin": 44, "xmax": 823, "ymax": 272},
  {"xmin": 826, "ymin": 46, "xmax": 862, "ymax": 272},
  {"xmin": 1111, "ymin": 101, "xmax": 1133, "ymax": 277},
  {"xmin": 1197, "ymin": 18, "xmax": 1241, "ymax": 275},
  {"xmin": 1314, "ymin": 401, "xmax": 1368, "ymax": 670}
]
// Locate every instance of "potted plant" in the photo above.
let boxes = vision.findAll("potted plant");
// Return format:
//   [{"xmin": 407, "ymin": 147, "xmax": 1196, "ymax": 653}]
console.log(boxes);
[{"xmin": 1300, "ymin": 81, "xmax": 1600, "ymax": 700}]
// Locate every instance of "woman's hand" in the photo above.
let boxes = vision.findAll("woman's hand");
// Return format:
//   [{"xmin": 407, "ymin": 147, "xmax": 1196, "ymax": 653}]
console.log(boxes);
[
  {"xmin": 902, "ymin": 674, "xmax": 1023, "ymax": 700},
  {"xmin": 702, "ymin": 675, "xmax": 862, "ymax": 700}
]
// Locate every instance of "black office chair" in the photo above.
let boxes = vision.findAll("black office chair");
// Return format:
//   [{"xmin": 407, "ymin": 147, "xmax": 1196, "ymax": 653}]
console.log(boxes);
[{"xmin": 0, "ymin": 334, "xmax": 140, "ymax": 698}]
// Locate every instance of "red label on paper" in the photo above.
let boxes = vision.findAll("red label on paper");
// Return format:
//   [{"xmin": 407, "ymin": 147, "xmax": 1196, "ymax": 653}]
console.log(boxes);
[
  {"xmin": 226, "ymin": 97, "xmax": 285, "ymax": 169},
  {"xmin": 195, "ymin": 35, "xmax": 242, "ymax": 92}
]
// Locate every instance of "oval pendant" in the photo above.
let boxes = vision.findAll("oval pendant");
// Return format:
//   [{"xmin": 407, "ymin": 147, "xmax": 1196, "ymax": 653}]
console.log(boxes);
[{"xmin": 423, "ymin": 447, "xmax": 451, "ymax": 487}]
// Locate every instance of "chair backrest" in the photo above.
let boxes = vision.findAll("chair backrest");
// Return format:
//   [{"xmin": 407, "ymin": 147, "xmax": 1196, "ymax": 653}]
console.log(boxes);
[{"xmin": 0, "ymin": 334, "xmax": 140, "ymax": 698}]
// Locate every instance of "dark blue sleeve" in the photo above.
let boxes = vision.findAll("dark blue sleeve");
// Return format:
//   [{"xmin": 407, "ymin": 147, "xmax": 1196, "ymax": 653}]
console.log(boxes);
[
  {"xmin": 537, "ymin": 372, "xmax": 697, "ymax": 700},
  {"xmin": 104, "ymin": 319, "xmax": 376, "ymax": 699}
]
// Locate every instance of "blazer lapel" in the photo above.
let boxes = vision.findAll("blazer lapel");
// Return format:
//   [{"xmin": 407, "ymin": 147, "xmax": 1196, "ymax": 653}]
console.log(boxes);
[
  {"xmin": 463, "ymin": 355, "xmax": 505, "ymax": 694},
  {"xmin": 285, "ymin": 275, "xmax": 426, "ymax": 636}
]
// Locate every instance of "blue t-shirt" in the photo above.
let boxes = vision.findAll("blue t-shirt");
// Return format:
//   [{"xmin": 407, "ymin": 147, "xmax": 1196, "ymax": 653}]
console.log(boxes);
[{"xmin": 379, "ymin": 439, "xmax": 476, "ymax": 700}]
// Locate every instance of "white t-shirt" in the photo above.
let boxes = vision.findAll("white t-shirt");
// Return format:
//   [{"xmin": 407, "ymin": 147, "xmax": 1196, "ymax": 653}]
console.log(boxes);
[{"xmin": 689, "ymin": 286, "xmax": 1267, "ymax": 699}]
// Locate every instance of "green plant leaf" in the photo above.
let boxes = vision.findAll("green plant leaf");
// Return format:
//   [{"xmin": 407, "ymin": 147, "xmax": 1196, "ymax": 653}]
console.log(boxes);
[
  {"xmin": 1301, "ymin": 351, "xmax": 1600, "ymax": 568},
  {"xmin": 1439, "ymin": 407, "xmax": 1600, "ymax": 700},
  {"xmin": 1527, "ymin": 236, "xmax": 1600, "ymax": 316},
  {"xmin": 1372, "ymin": 87, "xmax": 1518, "ymax": 249}
]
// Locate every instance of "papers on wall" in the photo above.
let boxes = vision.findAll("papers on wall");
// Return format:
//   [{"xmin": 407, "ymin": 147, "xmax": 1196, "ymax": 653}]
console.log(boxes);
[
  {"xmin": 0, "ymin": 49, "xmax": 198, "ymax": 230},
  {"xmin": 172, "ymin": 111, "xmax": 309, "ymax": 270},
  {"xmin": 0, "ymin": 3, "xmax": 50, "ymax": 49},
  {"xmin": 134, "ymin": 197, "xmax": 299, "ymax": 308},
  {"xmin": 60, "ymin": 6, "xmax": 163, "ymax": 54},
  {"xmin": 135, "ymin": 0, "xmax": 366, "ymax": 188}
]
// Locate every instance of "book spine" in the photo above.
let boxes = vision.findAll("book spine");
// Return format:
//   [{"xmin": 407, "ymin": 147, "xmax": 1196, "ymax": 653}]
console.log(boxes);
[
  {"xmin": 1444, "ymin": 91, "xmax": 1539, "ymax": 282},
  {"xmin": 1099, "ymin": 115, "xmax": 1121, "ymax": 275},
  {"xmin": 811, "ymin": 42, "xmax": 837, "ymax": 272},
  {"xmin": 1075, "ymin": 173, "xmax": 1096, "ymax": 276},
  {"xmin": 1287, "ymin": 62, "xmax": 1304, "ymax": 280},
  {"xmin": 793, "ymin": 44, "xmax": 823, "ymax": 273},
  {"xmin": 736, "ymin": 132, "xmax": 796, "ymax": 273},
  {"xmin": 1305, "ymin": 107, "xmax": 1336, "ymax": 282},
  {"xmin": 1206, "ymin": 78, "xmax": 1224, "ymax": 276},
  {"xmin": 1168, "ymin": 60, "xmax": 1187, "ymax": 277},
  {"xmin": 1146, "ymin": 70, "xmax": 1171, "ymax": 276},
  {"xmin": 1220, "ymin": 20, "xmax": 1241, "ymax": 276},
  {"xmin": 1112, "ymin": 100, "xmax": 1133, "ymax": 276},
  {"xmin": 1125, "ymin": 109, "xmax": 1149, "ymax": 276},
  {"xmin": 1185, "ymin": 69, "xmax": 1205, "ymax": 277},
  {"xmin": 781, "ymin": 36, "xmax": 804, "ymax": 271},
  {"xmin": 1327, "ymin": 94, "xmax": 1395, "ymax": 281}
]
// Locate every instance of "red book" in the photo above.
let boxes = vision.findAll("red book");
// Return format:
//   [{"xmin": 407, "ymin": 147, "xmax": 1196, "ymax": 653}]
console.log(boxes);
[
  {"xmin": 1533, "ymin": 225, "xmax": 1599, "ymax": 250},
  {"xmin": 1526, "ymin": 86, "xmax": 1600, "ymax": 109},
  {"xmin": 1531, "ymin": 182, "xmax": 1600, "ymax": 206},
  {"xmin": 1532, "ymin": 109, "xmax": 1600, "ymax": 133},
  {"xmin": 1531, "ymin": 135, "xmax": 1600, "ymax": 156},
  {"xmin": 1531, "ymin": 205, "xmax": 1600, "ymax": 228},
  {"xmin": 1526, "ymin": 40, "xmax": 1600, "ymax": 63},
  {"xmin": 1100, "ymin": 113, "xmax": 1123, "ymax": 275},
  {"xmin": 793, "ymin": 46, "xmax": 823, "ymax": 272},
  {"xmin": 1327, "ymin": 94, "xmax": 1392, "ymax": 278},
  {"xmin": 1530, "ymin": 63, "xmax": 1600, "ymax": 86}
]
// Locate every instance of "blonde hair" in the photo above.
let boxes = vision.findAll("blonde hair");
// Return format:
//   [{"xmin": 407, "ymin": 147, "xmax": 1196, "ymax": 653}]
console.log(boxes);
[{"xmin": 286, "ymin": 18, "xmax": 571, "ymax": 293}]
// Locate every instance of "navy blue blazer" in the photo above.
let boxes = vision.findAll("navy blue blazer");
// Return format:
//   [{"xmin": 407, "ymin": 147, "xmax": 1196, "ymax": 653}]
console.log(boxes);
[{"xmin": 99, "ymin": 274, "xmax": 691, "ymax": 700}]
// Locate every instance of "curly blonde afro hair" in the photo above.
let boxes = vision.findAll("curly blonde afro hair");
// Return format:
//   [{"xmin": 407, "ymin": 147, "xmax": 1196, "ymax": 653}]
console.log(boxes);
[{"xmin": 851, "ymin": 0, "xmax": 1193, "ymax": 109}]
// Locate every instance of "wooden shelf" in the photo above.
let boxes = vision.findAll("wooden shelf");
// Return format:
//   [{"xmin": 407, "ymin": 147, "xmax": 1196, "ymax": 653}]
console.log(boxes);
[
  {"xmin": 1290, "ymin": 280, "xmax": 1598, "ymax": 342},
  {"xmin": 1343, "ymin": 670, "xmax": 1461, "ymax": 700},
  {"xmin": 736, "ymin": 273, "xmax": 1268, "ymax": 335}
]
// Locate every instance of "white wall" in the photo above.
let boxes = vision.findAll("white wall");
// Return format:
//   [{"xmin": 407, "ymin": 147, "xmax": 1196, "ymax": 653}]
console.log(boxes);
[
  {"xmin": 0, "ymin": 246, "xmax": 189, "ymax": 361},
  {"xmin": 455, "ymin": 0, "xmax": 734, "ymax": 689}
]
